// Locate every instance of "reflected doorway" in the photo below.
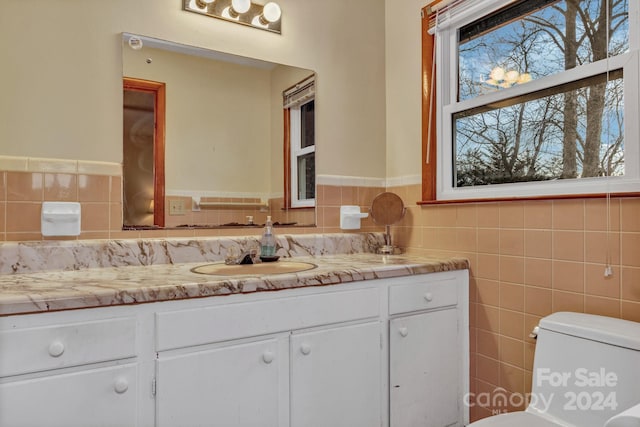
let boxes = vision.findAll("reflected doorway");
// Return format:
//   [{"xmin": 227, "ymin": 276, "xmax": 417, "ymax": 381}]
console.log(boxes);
[{"xmin": 123, "ymin": 78, "xmax": 165, "ymax": 227}]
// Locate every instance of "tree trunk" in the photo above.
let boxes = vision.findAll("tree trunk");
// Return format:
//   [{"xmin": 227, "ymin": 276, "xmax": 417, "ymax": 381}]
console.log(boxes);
[
  {"xmin": 582, "ymin": 0, "xmax": 611, "ymax": 177},
  {"xmin": 561, "ymin": 0, "xmax": 578, "ymax": 179},
  {"xmin": 583, "ymin": 82, "xmax": 606, "ymax": 176}
]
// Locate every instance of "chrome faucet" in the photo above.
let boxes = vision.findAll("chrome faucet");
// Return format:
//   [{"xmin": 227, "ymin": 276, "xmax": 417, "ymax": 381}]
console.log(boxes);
[{"xmin": 224, "ymin": 247, "xmax": 259, "ymax": 265}]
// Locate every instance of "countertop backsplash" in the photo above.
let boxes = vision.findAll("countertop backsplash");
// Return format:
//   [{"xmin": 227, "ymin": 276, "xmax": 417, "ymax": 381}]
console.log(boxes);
[{"xmin": 0, "ymin": 233, "xmax": 387, "ymax": 275}]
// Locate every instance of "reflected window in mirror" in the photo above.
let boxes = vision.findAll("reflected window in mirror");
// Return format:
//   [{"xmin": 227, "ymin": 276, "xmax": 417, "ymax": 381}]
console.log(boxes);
[{"xmin": 284, "ymin": 75, "xmax": 316, "ymax": 208}]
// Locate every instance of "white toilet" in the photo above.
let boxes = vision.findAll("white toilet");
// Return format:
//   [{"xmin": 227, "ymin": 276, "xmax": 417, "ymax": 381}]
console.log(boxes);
[{"xmin": 469, "ymin": 312, "xmax": 640, "ymax": 427}]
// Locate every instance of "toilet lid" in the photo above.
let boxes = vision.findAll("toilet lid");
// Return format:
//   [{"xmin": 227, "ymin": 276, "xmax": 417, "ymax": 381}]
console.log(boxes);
[
  {"xmin": 540, "ymin": 312, "xmax": 640, "ymax": 351},
  {"xmin": 469, "ymin": 411, "xmax": 563, "ymax": 427}
]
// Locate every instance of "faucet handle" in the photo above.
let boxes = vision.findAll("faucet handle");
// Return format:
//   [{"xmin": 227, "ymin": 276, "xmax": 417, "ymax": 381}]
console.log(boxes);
[{"xmin": 238, "ymin": 253, "xmax": 254, "ymax": 264}]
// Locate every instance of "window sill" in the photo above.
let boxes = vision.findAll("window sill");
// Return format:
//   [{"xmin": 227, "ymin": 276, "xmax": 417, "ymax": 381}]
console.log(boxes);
[{"xmin": 417, "ymin": 192, "xmax": 640, "ymax": 205}]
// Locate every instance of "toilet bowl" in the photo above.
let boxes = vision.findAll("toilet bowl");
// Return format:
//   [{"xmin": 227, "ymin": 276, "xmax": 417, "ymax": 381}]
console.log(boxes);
[
  {"xmin": 468, "ymin": 312, "xmax": 640, "ymax": 427},
  {"xmin": 605, "ymin": 402, "xmax": 640, "ymax": 427}
]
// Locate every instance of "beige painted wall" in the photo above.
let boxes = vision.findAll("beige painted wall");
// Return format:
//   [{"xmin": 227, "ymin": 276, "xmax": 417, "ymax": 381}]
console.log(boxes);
[
  {"xmin": 384, "ymin": 0, "xmax": 426, "ymax": 182},
  {"xmin": 0, "ymin": 0, "xmax": 386, "ymax": 180}
]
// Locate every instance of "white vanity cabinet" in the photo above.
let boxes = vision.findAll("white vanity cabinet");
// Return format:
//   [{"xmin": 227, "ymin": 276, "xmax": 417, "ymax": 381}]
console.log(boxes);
[
  {"xmin": 0, "ymin": 268, "xmax": 469, "ymax": 427},
  {"xmin": 0, "ymin": 316, "xmax": 139, "ymax": 427},
  {"xmin": 154, "ymin": 286, "xmax": 382, "ymax": 427},
  {"xmin": 388, "ymin": 273, "xmax": 468, "ymax": 427},
  {"xmin": 290, "ymin": 321, "xmax": 382, "ymax": 427},
  {"xmin": 156, "ymin": 336, "xmax": 287, "ymax": 427},
  {"xmin": 0, "ymin": 364, "xmax": 138, "ymax": 427}
]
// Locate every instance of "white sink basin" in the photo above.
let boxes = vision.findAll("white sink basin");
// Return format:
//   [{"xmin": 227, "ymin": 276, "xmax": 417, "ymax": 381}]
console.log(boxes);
[{"xmin": 191, "ymin": 261, "xmax": 317, "ymax": 276}]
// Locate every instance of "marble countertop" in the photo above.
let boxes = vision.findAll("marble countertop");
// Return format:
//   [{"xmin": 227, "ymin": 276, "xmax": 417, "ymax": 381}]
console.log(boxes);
[{"xmin": 0, "ymin": 253, "xmax": 468, "ymax": 316}]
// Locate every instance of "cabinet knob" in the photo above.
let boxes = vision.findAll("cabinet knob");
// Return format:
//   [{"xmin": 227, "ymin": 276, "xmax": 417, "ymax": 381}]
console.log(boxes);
[
  {"xmin": 398, "ymin": 327, "xmax": 409, "ymax": 337},
  {"xmin": 300, "ymin": 343, "xmax": 312, "ymax": 355},
  {"xmin": 262, "ymin": 351, "xmax": 275, "ymax": 364},
  {"xmin": 48, "ymin": 341, "xmax": 65, "ymax": 358},
  {"xmin": 423, "ymin": 292, "xmax": 434, "ymax": 302},
  {"xmin": 114, "ymin": 378, "xmax": 129, "ymax": 394}
]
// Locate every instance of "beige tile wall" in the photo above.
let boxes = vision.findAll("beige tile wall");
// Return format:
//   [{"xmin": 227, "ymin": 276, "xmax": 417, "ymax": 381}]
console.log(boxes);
[
  {"xmin": 0, "ymin": 169, "xmax": 385, "ymax": 241},
  {"xmin": 1, "ymin": 171, "xmax": 122, "ymax": 241},
  {"xmin": 13, "ymin": 164, "xmax": 637, "ymax": 423},
  {"xmin": 388, "ymin": 183, "xmax": 640, "ymax": 422}
]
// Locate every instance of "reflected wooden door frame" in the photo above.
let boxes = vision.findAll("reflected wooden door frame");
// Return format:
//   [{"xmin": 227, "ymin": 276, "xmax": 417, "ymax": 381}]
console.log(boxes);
[
  {"xmin": 123, "ymin": 77, "xmax": 166, "ymax": 227},
  {"xmin": 283, "ymin": 107, "xmax": 291, "ymax": 208}
]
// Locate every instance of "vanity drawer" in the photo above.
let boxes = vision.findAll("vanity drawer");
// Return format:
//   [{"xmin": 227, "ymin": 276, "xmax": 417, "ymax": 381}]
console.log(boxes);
[
  {"xmin": 157, "ymin": 287, "xmax": 380, "ymax": 351},
  {"xmin": 0, "ymin": 317, "xmax": 137, "ymax": 377},
  {"xmin": 389, "ymin": 277, "xmax": 458, "ymax": 315}
]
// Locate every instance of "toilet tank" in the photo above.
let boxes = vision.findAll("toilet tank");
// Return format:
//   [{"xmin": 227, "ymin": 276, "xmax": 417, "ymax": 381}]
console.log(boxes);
[{"xmin": 528, "ymin": 312, "xmax": 640, "ymax": 427}]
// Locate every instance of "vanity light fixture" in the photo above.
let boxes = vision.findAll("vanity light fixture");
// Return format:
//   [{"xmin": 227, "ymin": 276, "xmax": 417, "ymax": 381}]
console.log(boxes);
[
  {"xmin": 183, "ymin": 0, "xmax": 282, "ymax": 34},
  {"xmin": 484, "ymin": 66, "xmax": 532, "ymax": 88}
]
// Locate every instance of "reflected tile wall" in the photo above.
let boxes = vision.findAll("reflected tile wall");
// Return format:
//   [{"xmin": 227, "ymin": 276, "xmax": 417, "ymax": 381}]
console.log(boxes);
[
  {"xmin": 387, "ymin": 183, "xmax": 640, "ymax": 422},
  {"xmin": 162, "ymin": 196, "xmax": 318, "ymax": 229}
]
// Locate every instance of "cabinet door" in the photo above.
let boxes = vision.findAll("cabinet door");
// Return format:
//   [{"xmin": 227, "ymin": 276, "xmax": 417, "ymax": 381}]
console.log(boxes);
[
  {"xmin": 390, "ymin": 308, "xmax": 460, "ymax": 427},
  {"xmin": 156, "ymin": 337, "xmax": 285, "ymax": 427},
  {"xmin": 0, "ymin": 364, "xmax": 137, "ymax": 427},
  {"xmin": 290, "ymin": 321, "xmax": 381, "ymax": 427}
]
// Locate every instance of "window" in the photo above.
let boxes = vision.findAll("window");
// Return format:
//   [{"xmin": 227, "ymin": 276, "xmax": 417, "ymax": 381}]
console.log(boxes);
[
  {"xmin": 427, "ymin": 0, "xmax": 638, "ymax": 201},
  {"xmin": 284, "ymin": 75, "xmax": 316, "ymax": 208}
]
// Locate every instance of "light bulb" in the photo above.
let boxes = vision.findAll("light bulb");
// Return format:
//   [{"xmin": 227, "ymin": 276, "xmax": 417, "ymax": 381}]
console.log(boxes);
[
  {"xmin": 518, "ymin": 73, "xmax": 532, "ymax": 84},
  {"xmin": 262, "ymin": 2, "xmax": 281, "ymax": 23},
  {"xmin": 489, "ymin": 67, "xmax": 505, "ymax": 82},
  {"xmin": 231, "ymin": 0, "xmax": 251, "ymax": 14},
  {"xmin": 505, "ymin": 70, "xmax": 520, "ymax": 84}
]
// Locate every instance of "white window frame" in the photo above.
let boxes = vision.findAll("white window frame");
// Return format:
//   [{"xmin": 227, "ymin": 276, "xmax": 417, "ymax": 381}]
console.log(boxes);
[
  {"xmin": 434, "ymin": 0, "xmax": 640, "ymax": 201},
  {"xmin": 290, "ymin": 98, "xmax": 315, "ymax": 208}
]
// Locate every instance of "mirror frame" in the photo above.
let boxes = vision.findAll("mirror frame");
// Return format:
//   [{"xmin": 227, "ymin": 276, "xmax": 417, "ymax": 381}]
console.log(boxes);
[{"xmin": 121, "ymin": 33, "xmax": 317, "ymax": 230}]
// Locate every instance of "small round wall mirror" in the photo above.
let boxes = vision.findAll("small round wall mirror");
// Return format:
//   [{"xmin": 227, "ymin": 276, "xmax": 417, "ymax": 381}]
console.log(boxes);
[{"xmin": 369, "ymin": 192, "xmax": 406, "ymax": 254}]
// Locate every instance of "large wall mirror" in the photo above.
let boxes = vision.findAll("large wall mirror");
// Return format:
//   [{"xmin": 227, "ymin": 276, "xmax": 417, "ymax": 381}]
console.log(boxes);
[{"xmin": 122, "ymin": 34, "xmax": 316, "ymax": 229}]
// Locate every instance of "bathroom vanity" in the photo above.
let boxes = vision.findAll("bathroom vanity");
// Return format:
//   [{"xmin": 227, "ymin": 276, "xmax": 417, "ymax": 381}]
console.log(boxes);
[{"xmin": 0, "ymin": 237, "xmax": 469, "ymax": 427}]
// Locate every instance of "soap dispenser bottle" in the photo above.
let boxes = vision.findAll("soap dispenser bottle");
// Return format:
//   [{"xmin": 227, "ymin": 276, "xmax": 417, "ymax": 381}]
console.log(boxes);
[{"xmin": 260, "ymin": 216, "xmax": 276, "ymax": 257}]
